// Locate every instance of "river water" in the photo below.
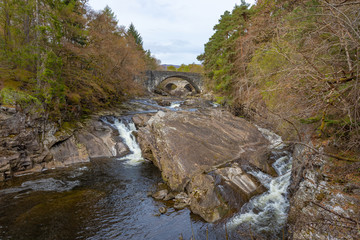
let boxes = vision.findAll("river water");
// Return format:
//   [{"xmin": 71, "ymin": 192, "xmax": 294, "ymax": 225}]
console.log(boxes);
[{"xmin": 0, "ymin": 98, "xmax": 292, "ymax": 240}]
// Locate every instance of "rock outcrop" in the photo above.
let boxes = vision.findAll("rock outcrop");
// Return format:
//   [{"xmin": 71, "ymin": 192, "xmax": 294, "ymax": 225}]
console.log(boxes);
[
  {"xmin": 135, "ymin": 109, "xmax": 273, "ymax": 222},
  {"xmin": 0, "ymin": 106, "xmax": 128, "ymax": 180},
  {"xmin": 287, "ymin": 144, "xmax": 360, "ymax": 239}
]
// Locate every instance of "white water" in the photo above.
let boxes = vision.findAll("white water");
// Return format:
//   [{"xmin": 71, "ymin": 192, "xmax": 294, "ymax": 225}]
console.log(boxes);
[
  {"xmin": 256, "ymin": 126, "xmax": 286, "ymax": 150},
  {"xmin": 113, "ymin": 118, "xmax": 144, "ymax": 166},
  {"xmin": 228, "ymin": 129, "xmax": 292, "ymax": 236},
  {"xmin": 169, "ymin": 102, "xmax": 181, "ymax": 109}
]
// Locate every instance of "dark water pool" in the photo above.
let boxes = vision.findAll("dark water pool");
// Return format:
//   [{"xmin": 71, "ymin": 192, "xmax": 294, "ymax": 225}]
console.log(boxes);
[{"xmin": 0, "ymin": 158, "xmax": 229, "ymax": 240}]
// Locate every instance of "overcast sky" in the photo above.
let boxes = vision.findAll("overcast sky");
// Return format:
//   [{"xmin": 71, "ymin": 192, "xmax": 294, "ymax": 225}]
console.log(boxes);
[{"xmin": 88, "ymin": 0, "xmax": 256, "ymax": 65}]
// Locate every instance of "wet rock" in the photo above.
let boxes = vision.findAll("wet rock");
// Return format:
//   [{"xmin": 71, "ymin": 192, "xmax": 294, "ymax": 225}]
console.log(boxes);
[
  {"xmin": 159, "ymin": 207, "xmax": 167, "ymax": 214},
  {"xmin": 154, "ymin": 99, "xmax": 172, "ymax": 107},
  {"xmin": 163, "ymin": 192, "xmax": 175, "ymax": 201},
  {"xmin": 0, "ymin": 107, "xmax": 129, "ymax": 180},
  {"xmin": 152, "ymin": 189, "xmax": 168, "ymax": 200},
  {"xmin": 0, "ymin": 106, "xmax": 53, "ymax": 179},
  {"xmin": 132, "ymin": 114, "xmax": 154, "ymax": 128},
  {"xmin": 182, "ymin": 98, "xmax": 214, "ymax": 109},
  {"xmin": 50, "ymin": 136, "xmax": 89, "ymax": 165},
  {"xmin": 137, "ymin": 109, "xmax": 273, "ymax": 222},
  {"xmin": 213, "ymin": 164, "xmax": 266, "ymax": 209},
  {"xmin": 173, "ymin": 192, "xmax": 191, "ymax": 210},
  {"xmin": 175, "ymin": 192, "xmax": 189, "ymax": 201},
  {"xmin": 174, "ymin": 192, "xmax": 191, "ymax": 209},
  {"xmin": 115, "ymin": 142, "xmax": 130, "ymax": 157},
  {"xmin": 76, "ymin": 120, "xmax": 119, "ymax": 158},
  {"xmin": 137, "ymin": 109, "xmax": 273, "ymax": 191},
  {"xmin": 173, "ymin": 202, "xmax": 188, "ymax": 210}
]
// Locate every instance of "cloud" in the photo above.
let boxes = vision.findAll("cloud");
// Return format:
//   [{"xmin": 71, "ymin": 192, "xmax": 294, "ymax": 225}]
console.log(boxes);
[{"xmin": 88, "ymin": 0, "xmax": 256, "ymax": 65}]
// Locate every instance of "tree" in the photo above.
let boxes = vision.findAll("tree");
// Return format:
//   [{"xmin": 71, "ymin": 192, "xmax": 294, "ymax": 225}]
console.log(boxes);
[
  {"xmin": 167, "ymin": 65, "xmax": 177, "ymax": 71},
  {"xmin": 197, "ymin": 1, "xmax": 251, "ymax": 94},
  {"xmin": 127, "ymin": 22, "xmax": 143, "ymax": 49},
  {"xmin": 0, "ymin": 0, "xmax": 158, "ymax": 124}
]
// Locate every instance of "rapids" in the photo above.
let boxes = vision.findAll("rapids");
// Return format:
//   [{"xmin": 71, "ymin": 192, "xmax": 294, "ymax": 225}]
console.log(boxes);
[{"xmin": 0, "ymin": 98, "xmax": 293, "ymax": 239}]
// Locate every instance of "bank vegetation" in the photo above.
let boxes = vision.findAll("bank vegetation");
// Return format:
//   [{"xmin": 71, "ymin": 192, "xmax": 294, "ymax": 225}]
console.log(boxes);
[
  {"xmin": 0, "ymin": 0, "xmax": 159, "ymax": 125},
  {"xmin": 198, "ymin": 0, "xmax": 360, "ymax": 154}
]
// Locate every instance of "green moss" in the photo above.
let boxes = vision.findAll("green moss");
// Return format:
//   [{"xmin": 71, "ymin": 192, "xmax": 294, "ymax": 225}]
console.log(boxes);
[
  {"xmin": 0, "ymin": 87, "xmax": 43, "ymax": 113},
  {"xmin": 300, "ymin": 116, "xmax": 321, "ymax": 124},
  {"xmin": 3, "ymin": 79, "xmax": 23, "ymax": 89},
  {"xmin": 215, "ymin": 96, "xmax": 225, "ymax": 104},
  {"xmin": 61, "ymin": 121, "xmax": 77, "ymax": 131}
]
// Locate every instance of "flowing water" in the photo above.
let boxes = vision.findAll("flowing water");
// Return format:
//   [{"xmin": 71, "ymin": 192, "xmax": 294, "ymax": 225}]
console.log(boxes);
[
  {"xmin": 228, "ymin": 127, "xmax": 292, "ymax": 239},
  {"xmin": 0, "ymin": 98, "xmax": 293, "ymax": 239}
]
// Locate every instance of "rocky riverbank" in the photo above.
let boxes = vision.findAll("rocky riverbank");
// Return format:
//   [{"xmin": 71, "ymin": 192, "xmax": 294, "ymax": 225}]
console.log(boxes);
[
  {"xmin": 287, "ymin": 143, "xmax": 360, "ymax": 239},
  {"xmin": 0, "ymin": 106, "xmax": 128, "ymax": 181},
  {"xmin": 3, "ymin": 96, "xmax": 358, "ymax": 238}
]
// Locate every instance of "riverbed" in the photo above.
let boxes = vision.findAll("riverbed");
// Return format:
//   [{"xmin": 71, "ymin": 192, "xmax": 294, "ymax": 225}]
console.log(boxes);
[{"xmin": 0, "ymin": 98, "xmax": 292, "ymax": 239}]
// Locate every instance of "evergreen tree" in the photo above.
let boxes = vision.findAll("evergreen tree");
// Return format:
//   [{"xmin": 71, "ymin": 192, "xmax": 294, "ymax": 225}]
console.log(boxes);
[{"xmin": 127, "ymin": 23, "xmax": 143, "ymax": 49}]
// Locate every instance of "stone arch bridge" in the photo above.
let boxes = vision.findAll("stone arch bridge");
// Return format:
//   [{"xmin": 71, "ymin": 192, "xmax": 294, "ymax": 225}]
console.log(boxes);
[{"xmin": 144, "ymin": 70, "xmax": 203, "ymax": 93}]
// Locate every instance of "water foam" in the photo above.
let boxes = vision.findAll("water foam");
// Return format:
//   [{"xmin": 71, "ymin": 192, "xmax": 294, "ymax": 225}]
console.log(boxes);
[
  {"xmin": 228, "ymin": 128, "xmax": 292, "ymax": 236},
  {"xmin": 169, "ymin": 102, "xmax": 181, "ymax": 109},
  {"xmin": 113, "ymin": 118, "xmax": 144, "ymax": 166}
]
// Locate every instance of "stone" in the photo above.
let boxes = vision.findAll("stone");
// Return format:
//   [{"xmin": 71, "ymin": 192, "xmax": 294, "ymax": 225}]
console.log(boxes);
[
  {"xmin": 50, "ymin": 136, "xmax": 90, "ymax": 165},
  {"xmin": 115, "ymin": 142, "xmax": 130, "ymax": 157},
  {"xmin": 137, "ymin": 109, "xmax": 272, "ymax": 222},
  {"xmin": 143, "ymin": 70, "xmax": 203, "ymax": 93},
  {"xmin": 76, "ymin": 120, "xmax": 117, "ymax": 158},
  {"xmin": 0, "ymin": 109, "xmax": 129, "ymax": 180},
  {"xmin": 132, "ymin": 114, "xmax": 154, "ymax": 128},
  {"xmin": 159, "ymin": 207, "xmax": 167, "ymax": 214},
  {"xmin": 163, "ymin": 192, "xmax": 175, "ymax": 201},
  {"xmin": 137, "ymin": 109, "xmax": 273, "ymax": 191},
  {"xmin": 173, "ymin": 192, "xmax": 191, "ymax": 210},
  {"xmin": 173, "ymin": 202, "xmax": 188, "ymax": 210},
  {"xmin": 152, "ymin": 189, "xmax": 168, "ymax": 200},
  {"xmin": 287, "ymin": 143, "xmax": 360, "ymax": 239}
]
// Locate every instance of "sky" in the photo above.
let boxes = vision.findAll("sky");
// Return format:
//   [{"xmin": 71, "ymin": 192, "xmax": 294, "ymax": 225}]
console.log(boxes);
[{"xmin": 88, "ymin": 0, "xmax": 256, "ymax": 65}]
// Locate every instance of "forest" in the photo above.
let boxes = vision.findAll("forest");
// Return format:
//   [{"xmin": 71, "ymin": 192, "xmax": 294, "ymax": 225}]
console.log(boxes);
[
  {"xmin": 198, "ymin": 0, "xmax": 360, "ymax": 154},
  {"xmin": 0, "ymin": 0, "xmax": 159, "ymax": 125}
]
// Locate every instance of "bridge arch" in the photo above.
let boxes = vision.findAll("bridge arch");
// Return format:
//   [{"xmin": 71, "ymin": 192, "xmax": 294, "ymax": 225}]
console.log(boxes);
[
  {"xmin": 144, "ymin": 70, "xmax": 203, "ymax": 93},
  {"xmin": 160, "ymin": 75, "xmax": 200, "ymax": 93}
]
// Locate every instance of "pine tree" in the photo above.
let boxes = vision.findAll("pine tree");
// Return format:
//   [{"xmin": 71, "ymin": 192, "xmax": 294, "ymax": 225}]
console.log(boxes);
[{"xmin": 127, "ymin": 23, "xmax": 143, "ymax": 49}]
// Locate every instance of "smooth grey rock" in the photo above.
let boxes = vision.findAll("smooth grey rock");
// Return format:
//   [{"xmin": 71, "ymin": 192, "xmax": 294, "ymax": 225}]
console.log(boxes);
[{"xmin": 137, "ymin": 109, "xmax": 272, "ymax": 222}]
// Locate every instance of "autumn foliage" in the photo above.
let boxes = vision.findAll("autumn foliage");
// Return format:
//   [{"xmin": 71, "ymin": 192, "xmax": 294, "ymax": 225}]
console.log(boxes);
[
  {"xmin": 199, "ymin": 0, "xmax": 360, "ymax": 150},
  {"xmin": 0, "ymin": 1, "xmax": 159, "ymax": 123}
]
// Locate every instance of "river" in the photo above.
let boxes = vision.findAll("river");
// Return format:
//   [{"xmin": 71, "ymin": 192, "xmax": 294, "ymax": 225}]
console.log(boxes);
[{"xmin": 0, "ymin": 98, "xmax": 292, "ymax": 240}]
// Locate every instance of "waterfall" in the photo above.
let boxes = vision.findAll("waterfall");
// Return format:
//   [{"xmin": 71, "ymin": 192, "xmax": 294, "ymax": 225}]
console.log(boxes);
[
  {"xmin": 228, "ymin": 129, "xmax": 292, "ymax": 236},
  {"xmin": 112, "ymin": 117, "xmax": 144, "ymax": 166},
  {"xmin": 169, "ymin": 101, "xmax": 181, "ymax": 109}
]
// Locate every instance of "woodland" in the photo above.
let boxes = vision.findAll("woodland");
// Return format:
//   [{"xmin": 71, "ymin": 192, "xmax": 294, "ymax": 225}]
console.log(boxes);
[
  {"xmin": 0, "ymin": 0, "xmax": 159, "ymax": 124},
  {"xmin": 198, "ymin": 0, "xmax": 360, "ymax": 154}
]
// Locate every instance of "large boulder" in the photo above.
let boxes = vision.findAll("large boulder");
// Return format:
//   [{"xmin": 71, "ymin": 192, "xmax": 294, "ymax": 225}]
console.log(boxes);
[{"xmin": 136, "ymin": 109, "xmax": 273, "ymax": 222}]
